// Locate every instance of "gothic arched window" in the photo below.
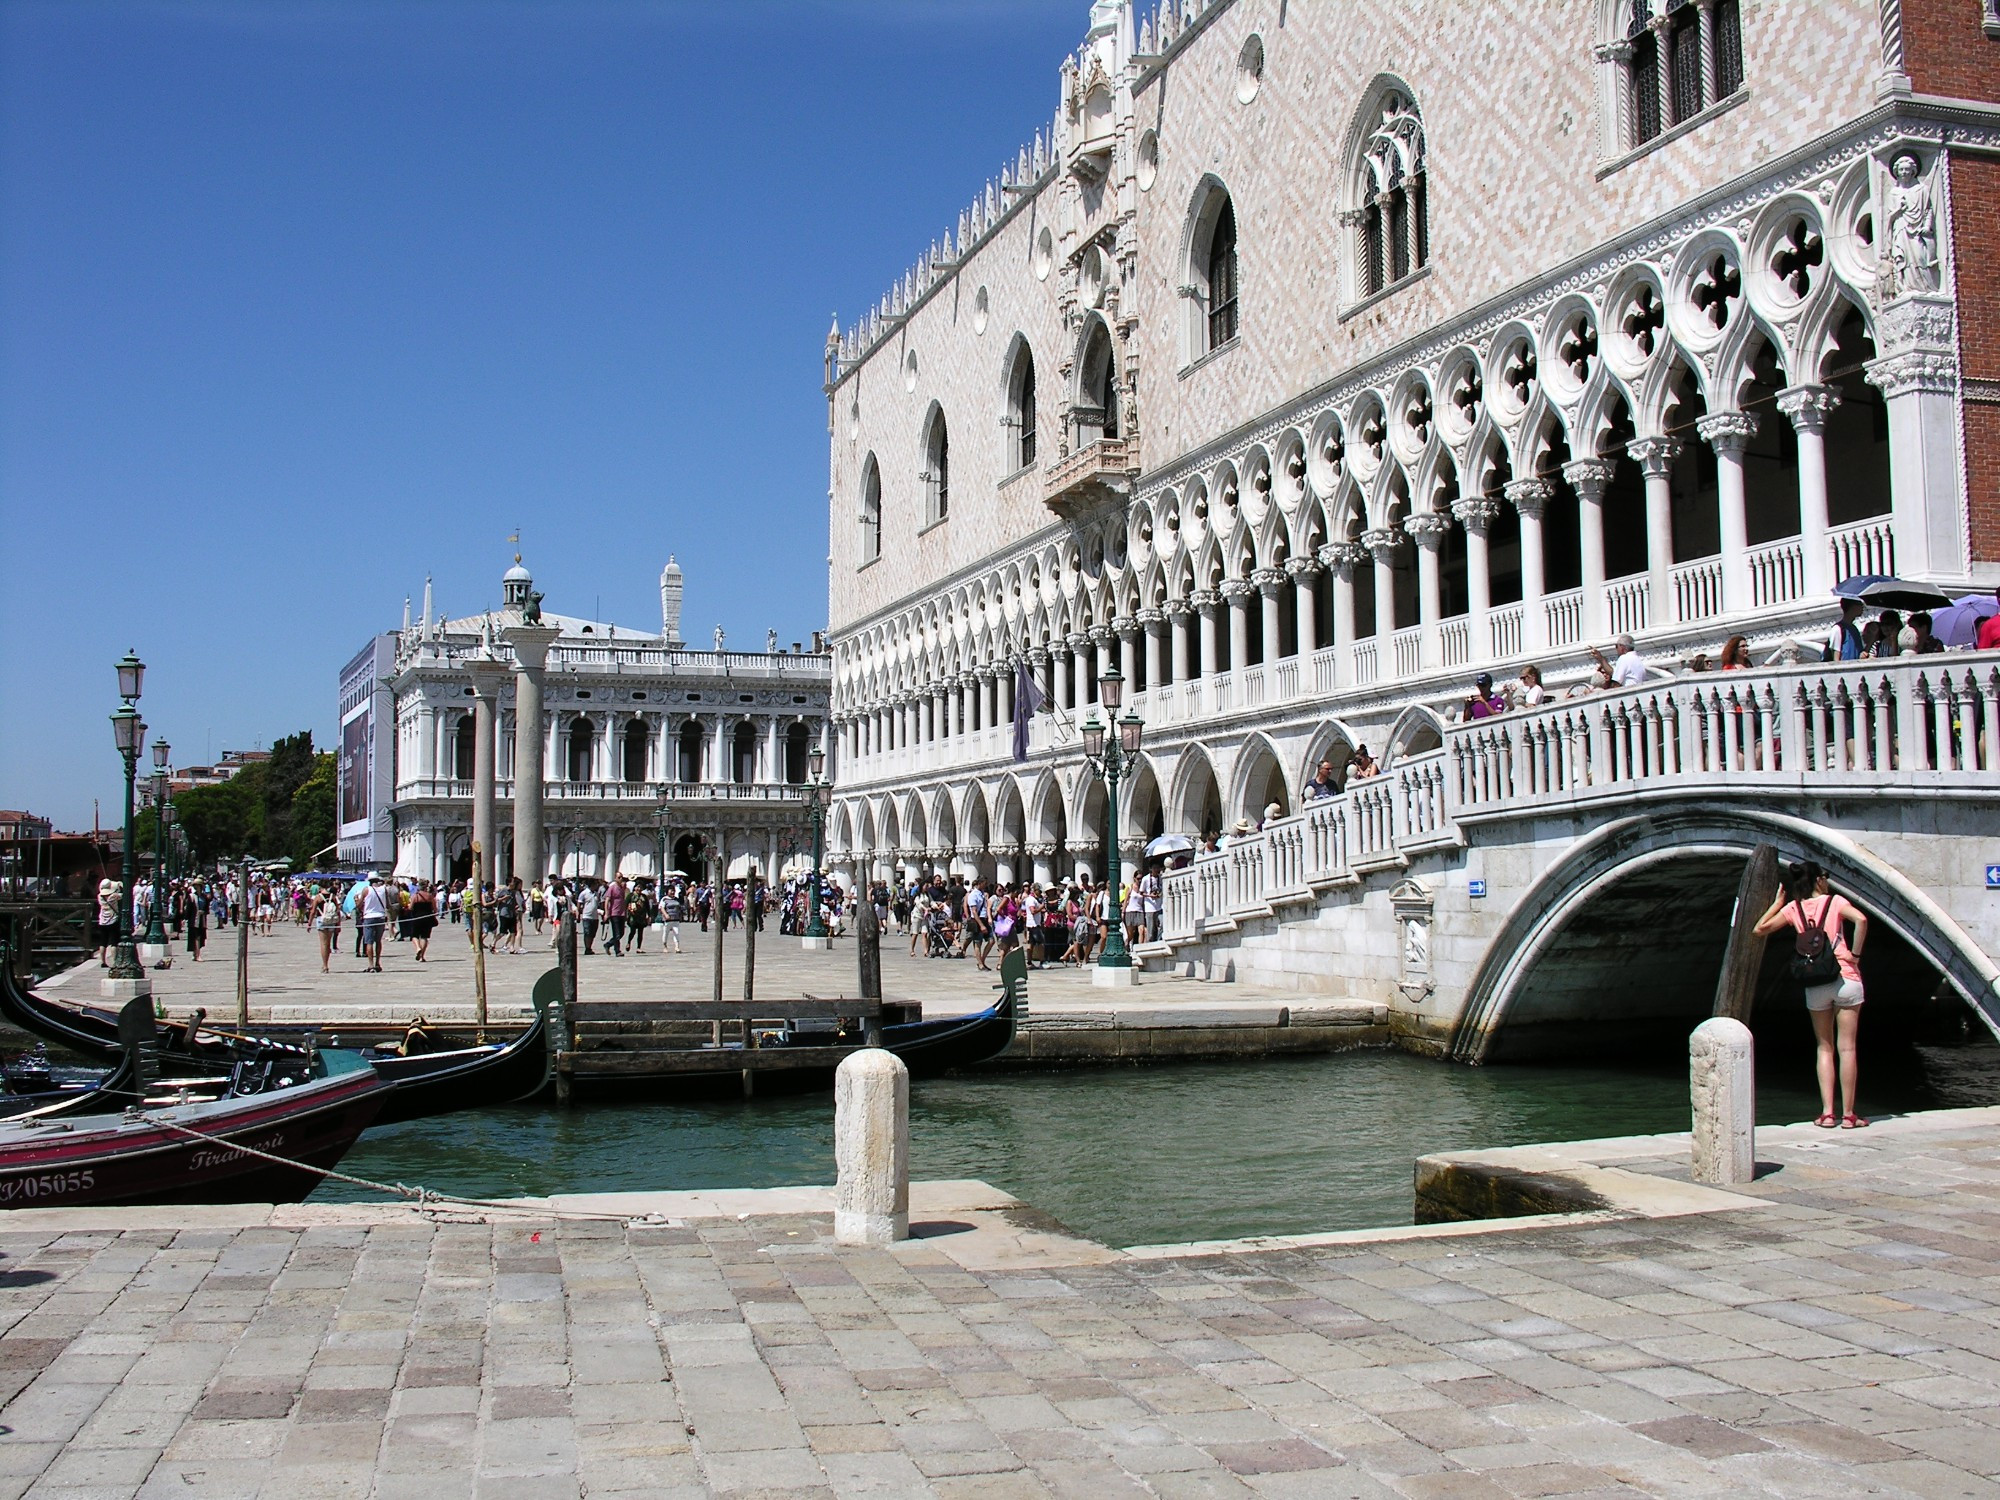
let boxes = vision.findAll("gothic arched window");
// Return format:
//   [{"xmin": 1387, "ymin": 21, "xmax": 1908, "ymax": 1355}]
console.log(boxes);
[
  {"xmin": 1004, "ymin": 339, "xmax": 1037, "ymax": 471},
  {"xmin": 1347, "ymin": 87, "xmax": 1428, "ymax": 302},
  {"xmin": 1602, "ymin": 0, "xmax": 1746, "ymax": 154},
  {"xmin": 859, "ymin": 454, "xmax": 881, "ymax": 564},
  {"xmin": 1074, "ymin": 317, "xmax": 1120, "ymax": 447},
  {"xmin": 921, "ymin": 407, "xmax": 949, "ymax": 526},
  {"xmin": 453, "ymin": 715, "xmax": 475, "ymax": 782},
  {"xmin": 1182, "ymin": 178, "xmax": 1241, "ymax": 361},
  {"xmin": 621, "ymin": 720, "xmax": 647, "ymax": 784}
]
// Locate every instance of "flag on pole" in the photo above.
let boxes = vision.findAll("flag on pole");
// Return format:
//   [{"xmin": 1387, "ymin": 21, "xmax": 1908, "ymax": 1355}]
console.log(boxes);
[{"xmin": 1012, "ymin": 657, "xmax": 1046, "ymax": 763}]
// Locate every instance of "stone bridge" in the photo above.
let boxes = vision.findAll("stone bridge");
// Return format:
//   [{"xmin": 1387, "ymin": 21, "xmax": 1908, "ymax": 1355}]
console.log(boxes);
[{"xmin": 1147, "ymin": 655, "xmax": 2000, "ymax": 1059}]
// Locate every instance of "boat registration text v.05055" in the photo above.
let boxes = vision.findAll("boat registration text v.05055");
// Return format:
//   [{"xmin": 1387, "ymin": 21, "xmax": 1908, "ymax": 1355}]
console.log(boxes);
[{"xmin": 0, "ymin": 1170, "xmax": 96, "ymax": 1203}]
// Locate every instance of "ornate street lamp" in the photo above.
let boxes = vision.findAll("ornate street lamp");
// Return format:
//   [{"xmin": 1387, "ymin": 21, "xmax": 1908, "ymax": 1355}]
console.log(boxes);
[
  {"xmin": 107, "ymin": 655, "xmax": 147, "ymax": 984},
  {"xmin": 1079, "ymin": 669, "xmax": 1144, "ymax": 986},
  {"xmin": 803, "ymin": 745, "xmax": 833, "ymax": 946},
  {"xmin": 144, "ymin": 737, "xmax": 170, "ymax": 948}
]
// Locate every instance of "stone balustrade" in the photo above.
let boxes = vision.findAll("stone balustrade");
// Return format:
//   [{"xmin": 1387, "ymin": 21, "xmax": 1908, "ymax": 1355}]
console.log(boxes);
[{"xmin": 1159, "ymin": 655, "xmax": 2000, "ymax": 947}]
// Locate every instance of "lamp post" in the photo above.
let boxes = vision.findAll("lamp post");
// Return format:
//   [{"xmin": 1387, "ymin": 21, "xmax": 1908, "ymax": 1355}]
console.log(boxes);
[
  {"xmin": 802, "ymin": 746, "xmax": 832, "ymax": 949},
  {"xmin": 1079, "ymin": 668, "xmax": 1144, "ymax": 988},
  {"xmin": 144, "ymin": 737, "xmax": 171, "ymax": 950},
  {"xmin": 106, "ymin": 651, "xmax": 148, "ymax": 992},
  {"xmin": 652, "ymin": 799, "xmax": 671, "ymax": 891}
]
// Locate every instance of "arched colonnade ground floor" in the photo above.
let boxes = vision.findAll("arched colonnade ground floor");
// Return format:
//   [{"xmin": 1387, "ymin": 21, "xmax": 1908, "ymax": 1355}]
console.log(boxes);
[{"xmin": 824, "ymin": 708, "xmax": 1450, "ymax": 888}]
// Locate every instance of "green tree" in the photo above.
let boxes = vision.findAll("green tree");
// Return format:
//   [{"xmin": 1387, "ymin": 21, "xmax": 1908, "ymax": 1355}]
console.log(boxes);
[
  {"xmin": 289, "ymin": 754, "xmax": 338, "ymax": 868},
  {"xmin": 173, "ymin": 778, "xmax": 253, "ymax": 865}
]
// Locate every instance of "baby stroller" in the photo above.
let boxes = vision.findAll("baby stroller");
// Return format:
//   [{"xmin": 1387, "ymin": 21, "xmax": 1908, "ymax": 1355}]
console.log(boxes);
[{"xmin": 922, "ymin": 904, "xmax": 954, "ymax": 958}]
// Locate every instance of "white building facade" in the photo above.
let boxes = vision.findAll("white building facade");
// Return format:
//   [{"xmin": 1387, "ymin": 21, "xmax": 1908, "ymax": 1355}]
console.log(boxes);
[
  {"xmin": 360, "ymin": 560, "xmax": 831, "ymax": 883},
  {"xmin": 822, "ymin": 0, "xmax": 1998, "ymax": 894}
]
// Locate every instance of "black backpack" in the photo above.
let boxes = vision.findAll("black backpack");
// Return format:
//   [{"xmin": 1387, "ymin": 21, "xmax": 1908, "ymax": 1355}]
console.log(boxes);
[{"xmin": 1789, "ymin": 898, "xmax": 1841, "ymax": 985}]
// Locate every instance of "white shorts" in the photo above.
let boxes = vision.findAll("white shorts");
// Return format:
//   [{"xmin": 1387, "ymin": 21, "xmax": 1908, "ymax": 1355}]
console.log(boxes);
[{"xmin": 1805, "ymin": 978, "xmax": 1864, "ymax": 1012}]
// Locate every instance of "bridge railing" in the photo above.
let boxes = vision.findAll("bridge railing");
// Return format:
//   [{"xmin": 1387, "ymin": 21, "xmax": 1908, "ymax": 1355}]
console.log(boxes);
[{"xmin": 1158, "ymin": 656, "xmax": 2000, "ymax": 946}]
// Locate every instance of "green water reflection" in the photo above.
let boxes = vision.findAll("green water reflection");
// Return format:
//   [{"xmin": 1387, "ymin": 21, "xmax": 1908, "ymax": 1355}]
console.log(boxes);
[{"xmin": 315, "ymin": 1043, "xmax": 2000, "ymax": 1248}]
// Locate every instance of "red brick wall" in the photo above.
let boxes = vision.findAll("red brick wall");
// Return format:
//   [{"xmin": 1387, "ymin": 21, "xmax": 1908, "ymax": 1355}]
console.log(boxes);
[
  {"xmin": 1954, "ymin": 154, "xmax": 2000, "ymax": 561},
  {"xmin": 1903, "ymin": 0, "xmax": 2000, "ymax": 101},
  {"xmin": 1902, "ymin": 0, "xmax": 2000, "ymax": 99}
]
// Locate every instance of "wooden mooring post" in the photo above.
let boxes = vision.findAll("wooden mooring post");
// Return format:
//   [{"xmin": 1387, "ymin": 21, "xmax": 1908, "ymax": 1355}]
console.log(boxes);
[
  {"xmin": 554, "ymin": 907, "xmax": 578, "ymax": 1107},
  {"xmin": 470, "ymin": 842, "xmax": 489, "ymax": 1038},
  {"xmin": 1712, "ymin": 843, "xmax": 1780, "ymax": 1024},
  {"xmin": 856, "ymin": 896, "xmax": 883, "ymax": 1047}
]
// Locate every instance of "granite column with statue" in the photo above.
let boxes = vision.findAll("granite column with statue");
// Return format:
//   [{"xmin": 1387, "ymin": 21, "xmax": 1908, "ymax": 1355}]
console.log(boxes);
[
  {"xmin": 467, "ymin": 659, "xmax": 509, "ymax": 887},
  {"xmin": 505, "ymin": 622, "xmax": 561, "ymax": 885}
]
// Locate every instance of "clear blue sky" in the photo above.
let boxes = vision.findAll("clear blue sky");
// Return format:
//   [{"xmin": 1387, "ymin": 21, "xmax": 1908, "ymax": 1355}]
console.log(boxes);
[{"xmin": 0, "ymin": 0, "xmax": 1081, "ymax": 827}]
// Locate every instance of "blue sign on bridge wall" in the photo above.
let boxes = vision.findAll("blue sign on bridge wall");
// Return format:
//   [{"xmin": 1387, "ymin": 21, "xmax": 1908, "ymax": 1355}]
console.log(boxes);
[
  {"xmin": 1468, "ymin": 879, "xmax": 1488, "ymax": 899},
  {"xmin": 1986, "ymin": 865, "xmax": 2000, "ymax": 890}
]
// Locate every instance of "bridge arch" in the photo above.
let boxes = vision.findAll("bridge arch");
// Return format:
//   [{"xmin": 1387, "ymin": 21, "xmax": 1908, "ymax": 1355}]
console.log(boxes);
[{"xmin": 1452, "ymin": 804, "xmax": 2000, "ymax": 1062}]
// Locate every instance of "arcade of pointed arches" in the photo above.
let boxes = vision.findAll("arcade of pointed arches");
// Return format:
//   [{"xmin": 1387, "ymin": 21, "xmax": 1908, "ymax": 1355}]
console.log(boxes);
[{"xmin": 832, "ymin": 156, "xmax": 1894, "ymax": 772}]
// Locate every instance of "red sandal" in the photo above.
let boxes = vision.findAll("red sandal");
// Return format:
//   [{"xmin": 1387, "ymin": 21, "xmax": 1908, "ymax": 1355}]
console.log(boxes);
[
  {"xmin": 1841, "ymin": 1114, "xmax": 1870, "ymax": 1129},
  {"xmin": 1814, "ymin": 1113, "xmax": 1839, "ymax": 1128}
]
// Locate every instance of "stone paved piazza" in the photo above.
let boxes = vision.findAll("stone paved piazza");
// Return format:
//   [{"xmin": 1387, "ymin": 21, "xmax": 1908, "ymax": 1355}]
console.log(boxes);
[{"xmin": 3, "ymin": 1108, "xmax": 2000, "ymax": 1497}]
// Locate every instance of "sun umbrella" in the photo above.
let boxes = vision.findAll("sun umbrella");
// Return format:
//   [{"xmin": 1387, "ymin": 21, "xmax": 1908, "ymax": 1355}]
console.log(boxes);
[
  {"xmin": 1144, "ymin": 834, "xmax": 1196, "ymax": 858},
  {"xmin": 1833, "ymin": 575, "xmax": 1954, "ymax": 611},
  {"xmin": 1931, "ymin": 592, "xmax": 2000, "ymax": 648}
]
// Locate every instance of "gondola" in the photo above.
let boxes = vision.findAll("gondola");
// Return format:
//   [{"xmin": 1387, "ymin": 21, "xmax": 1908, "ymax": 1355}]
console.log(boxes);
[
  {"xmin": 555, "ymin": 956, "xmax": 1021, "ymax": 1102},
  {"xmin": 0, "ymin": 1060, "xmax": 389, "ymax": 1207},
  {"xmin": 0, "ymin": 945, "xmax": 553, "ymax": 1125}
]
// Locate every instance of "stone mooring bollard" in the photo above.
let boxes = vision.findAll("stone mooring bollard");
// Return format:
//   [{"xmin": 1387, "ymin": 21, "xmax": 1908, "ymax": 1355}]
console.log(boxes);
[
  {"xmin": 1690, "ymin": 1017, "xmax": 1755, "ymax": 1186},
  {"xmin": 834, "ymin": 1048, "xmax": 909, "ymax": 1246}
]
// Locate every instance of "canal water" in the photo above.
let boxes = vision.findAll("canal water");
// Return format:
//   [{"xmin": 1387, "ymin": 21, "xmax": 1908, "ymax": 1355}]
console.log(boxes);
[{"xmin": 313, "ymin": 1039, "xmax": 2000, "ymax": 1248}]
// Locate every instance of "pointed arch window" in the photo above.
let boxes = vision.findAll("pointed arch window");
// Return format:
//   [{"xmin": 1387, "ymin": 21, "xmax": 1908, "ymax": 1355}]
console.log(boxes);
[
  {"xmin": 1206, "ymin": 198, "xmax": 1239, "ymax": 348},
  {"xmin": 1004, "ymin": 341, "xmax": 1038, "ymax": 472},
  {"xmin": 1606, "ymin": 0, "xmax": 1746, "ymax": 154},
  {"xmin": 921, "ymin": 409, "xmax": 949, "ymax": 526},
  {"xmin": 1182, "ymin": 179, "xmax": 1242, "ymax": 363},
  {"xmin": 1348, "ymin": 89, "xmax": 1427, "ymax": 303},
  {"xmin": 1074, "ymin": 318, "xmax": 1120, "ymax": 447},
  {"xmin": 858, "ymin": 454, "xmax": 881, "ymax": 565}
]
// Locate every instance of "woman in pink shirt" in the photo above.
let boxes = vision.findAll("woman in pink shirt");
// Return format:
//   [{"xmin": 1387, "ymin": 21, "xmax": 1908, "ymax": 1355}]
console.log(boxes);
[{"xmin": 1754, "ymin": 860, "xmax": 1870, "ymax": 1129}]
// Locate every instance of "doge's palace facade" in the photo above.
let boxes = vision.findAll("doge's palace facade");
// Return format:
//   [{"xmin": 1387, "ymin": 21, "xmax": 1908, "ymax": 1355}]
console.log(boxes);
[{"xmin": 823, "ymin": 0, "xmax": 2000, "ymax": 891}]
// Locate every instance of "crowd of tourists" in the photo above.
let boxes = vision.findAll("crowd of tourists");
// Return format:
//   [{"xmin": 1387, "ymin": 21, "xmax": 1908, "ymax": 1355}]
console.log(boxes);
[{"xmin": 865, "ymin": 869, "xmax": 1164, "ymax": 972}]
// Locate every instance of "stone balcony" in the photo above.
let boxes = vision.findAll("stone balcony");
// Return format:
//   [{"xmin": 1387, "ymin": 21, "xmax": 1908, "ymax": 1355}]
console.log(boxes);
[{"xmin": 1043, "ymin": 436, "xmax": 1138, "ymax": 521}]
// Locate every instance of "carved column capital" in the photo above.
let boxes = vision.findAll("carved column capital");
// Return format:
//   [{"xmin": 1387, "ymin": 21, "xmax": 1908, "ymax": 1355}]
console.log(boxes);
[
  {"xmin": 1282, "ymin": 555, "xmax": 1323, "ymax": 580},
  {"xmin": 1402, "ymin": 512, "xmax": 1454, "ymax": 548},
  {"xmin": 1696, "ymin": 410, "xmax": 1760, "ymax": 452},
  {"xmin": 1189, "ymin": 588, "xmax": 1223, "ymax": 613},
  {"xmin": 1134, "ymin": 606, "xmax": 1168, "ymax": 627},
  {"xmin": 1087, "ymin": 624, "xmax": 1115, "ymax": 646},
  {"xmin": 1111, "ymin": 613, "xmax": 1139, "ymax": 637},
  {"xmin": 1066, "ymin": 631, "xmax": 1091, "ymax": 651},
  {"xmin": 1450, "ymin": 495, "xmax": 1503, "ymax": 533},
  {"xmin": 1360, "ymin": 527, "xmax": 1404, "ymax": 559},
  {"xmin": 1503, "ymin": 478, "xmax": 1552, "ymax": 518},
  {"xmin": 1250, "ymin": 566, "xmax": 1287, "ymax": 592},
  {"xmin": 1163, "ymin": 596, "xmax": 1195, "ymax": 618},
  {"xmin": 1562, "ymin": 458, "xmax": 1616, "ymax": 502},
  {"xmin": 1625, "ymin": 436, "xmax": 1684, "ymax": 476},
  {"xmin": 1776, "ymin": 384, "xmax": 1842, "ymax": 431},
  {"xmin": 1865, "ymin": 349, "xmax": 1958, "ymax": 397},
  {"xmin": 1317, "ymin": 540, "xmax": 1371, "ymax": 573}
]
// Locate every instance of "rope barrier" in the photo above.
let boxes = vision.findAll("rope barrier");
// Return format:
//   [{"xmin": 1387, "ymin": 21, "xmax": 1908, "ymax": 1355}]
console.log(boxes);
[{"xmin": 131, "ymin": 1110, "xmax": 675, "ymax": 1226}]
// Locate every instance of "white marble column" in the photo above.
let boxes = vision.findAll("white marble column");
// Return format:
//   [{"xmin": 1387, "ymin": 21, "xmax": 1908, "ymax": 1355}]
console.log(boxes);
[
  {"xmin": 1451, "ymin": 497, "xmax": 1499, "ymax": 661},
  {"xmin": 1866, "ymin": 293, "xmax": 1966, "ymax": 580},
  {"xmin": 1504, "ymin": 479, "xmax": 1551, "ymax": 651},
  {"xmin": 467, "ymin": 659, "xmax": 508, "ymax": 887},
  {"xmin": 1139, "ymin": 609, "xmax": 1167, "ymax": 690},
  {"xmin": 1363, "ymin": 528, "xmax": 1401, "ymax": 645},
  {"xmin": 1698, "ymin": 411, "xmax": 1758, "ymax": 615},
  {"xmin": 1564, "ymin": 458, "xmax": 1615, "ymax": 640},
  {"xmin": 1319, "ymin": 541, "xmax": 1365, "ymax": 683},
  {"xmin": 1218, "ymin": 580, "xmax": 1251, "ymax": 676},
  {"xmin": 1052, "ymin": 647, "xmax": 1071, "ymax": 711},
  {"xmin": 1114, "ymin": 617, "xmax": 1138, "ymax": 689},
  {"xmin": 1628, "ymin": 437, "xmax": 1681, "ymax": 629},
  {"xmin": 1252, "ymin": 568, "xmax": 1285, "ymax": 665},
  {"xmin": 504, "ymin": 623, "xmax": 560, "ymax": 885},
  {"xmin": 1405, "ymin": 514, "xmax": 1450, "ymax": 666},
  {"xmin": 1778, "ymin": 385, "xmax": 1841, "ymax": 598},
  {"xmin": 1285, "ymin": 557, "xmax": 1321, "ymax": 657},
  {"xmin": 1167, "ymin": 601, "xmax": 1192, "ymax": 683},
  {"xmin": 1194, "ymin": 592, "xmax": 1220, "ymax": 678}
]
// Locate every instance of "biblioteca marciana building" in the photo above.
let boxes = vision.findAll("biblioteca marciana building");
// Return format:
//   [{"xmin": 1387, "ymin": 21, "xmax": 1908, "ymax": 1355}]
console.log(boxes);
[
  {"xmin": 821, "ymin": 0, "xmax": 2000, "ymax": 912},
  {"xmin": 337, "ymin": 559, "xmax": 831, "ymax": 884}
]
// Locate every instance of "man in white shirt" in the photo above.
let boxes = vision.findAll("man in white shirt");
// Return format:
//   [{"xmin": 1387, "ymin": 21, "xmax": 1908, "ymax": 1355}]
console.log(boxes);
[
  {"xmin": 1610, "ymin": 633, "xmax": 1647, "ymax": 688},
  {"xmin": 359, "ymin": 877, "xmax": 390, "ymax": 973}
]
